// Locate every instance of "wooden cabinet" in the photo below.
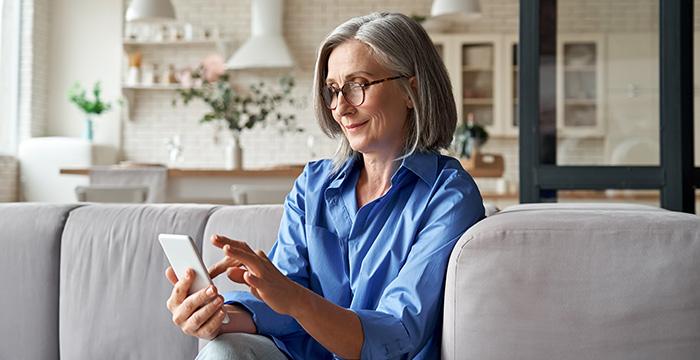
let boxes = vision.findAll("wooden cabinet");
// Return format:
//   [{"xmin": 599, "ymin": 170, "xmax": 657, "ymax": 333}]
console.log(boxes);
[{"xmin": 431, "ymin": 33, "xmax": 605, "ymax": 138}]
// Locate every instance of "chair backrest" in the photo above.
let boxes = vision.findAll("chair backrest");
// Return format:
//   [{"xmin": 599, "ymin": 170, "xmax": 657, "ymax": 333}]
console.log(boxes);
[
  {"xmin": 231, "ymin": 184, "xmax": 292, "ymax": 205},
  {"xmin": 75, "ymin": 185, "xmax": 149, "ymax": 203}
]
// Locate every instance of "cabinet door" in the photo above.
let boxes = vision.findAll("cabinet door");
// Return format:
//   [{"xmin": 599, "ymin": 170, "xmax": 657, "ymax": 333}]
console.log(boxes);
[
  {"xmin": 454, "ymin": 35, "xmax": 503, "ymax": 136},
  {"xmin": 556, "ymin": 34, "xmax": 605, "ymax": 137},
  {"xmin": 503, "ymin": 35, "xmax": 519, "ymax": 137}
]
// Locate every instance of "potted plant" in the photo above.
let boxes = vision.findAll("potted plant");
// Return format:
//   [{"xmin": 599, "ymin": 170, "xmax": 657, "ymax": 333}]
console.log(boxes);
[
  {"xmin": 454, "ymin": 112, "xmax": 489, "ymax": 159},
  {"xmin": 174, "ymin": 54, "xmax": 302, "ymax": 170},
  {"xmin": 68, "ymin": 81, "xmax": 115, "ymax": 142}
]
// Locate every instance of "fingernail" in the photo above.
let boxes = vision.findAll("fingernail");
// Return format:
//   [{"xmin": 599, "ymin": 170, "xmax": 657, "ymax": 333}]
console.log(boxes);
[
  {"xmin": 206, "ymin": 287, "xmax": 215, "ymax": 296},
  {"xmin": 214, "ymin": 297, "xmax": 222, "ymax": 305}
]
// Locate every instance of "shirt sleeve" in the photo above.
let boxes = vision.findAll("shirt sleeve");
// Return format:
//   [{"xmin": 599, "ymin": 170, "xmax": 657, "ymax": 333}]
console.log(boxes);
[
  {"xmin": 353, "ymin": 171, "xmax": 485, "ymax": 359},
  {"xmin": 223, "ymin": 163, "xmax": 312, "ymax": 338}
]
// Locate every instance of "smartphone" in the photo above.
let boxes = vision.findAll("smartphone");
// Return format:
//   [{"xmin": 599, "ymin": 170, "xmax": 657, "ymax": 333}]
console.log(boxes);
[{"xmin": 159, "ymin": 233, "xmax": 229, "ymax": 323}]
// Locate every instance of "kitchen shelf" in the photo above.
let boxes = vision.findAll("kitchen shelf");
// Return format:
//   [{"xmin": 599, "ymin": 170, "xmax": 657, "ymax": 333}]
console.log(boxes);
[
  {"xmin": 123, "ymin": 39, "xmax": 230, "ymax": 54},
  {"xmin": 463, "ymin": 98, "xmax": 494, "ymax": 105},
  {"xmin": 462, "ymin": 66, "xmax": 494, "ymax": 72},
  {"xmin": 121, "ymin": 84, "xmax": 199, "ymax": 120},
  {"xmin": 123, "ymin": 39, "xmax": 223, "ymax": 45},
  {"xmin": 122, "ymin": 84, "xmax": 191, "ymax": 91}
]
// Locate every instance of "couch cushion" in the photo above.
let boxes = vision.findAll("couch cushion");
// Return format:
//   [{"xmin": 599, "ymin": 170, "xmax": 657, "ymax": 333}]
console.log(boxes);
[
  {"xmin": 0, "ymin": 203, "xmax": 80, "ymax": 360},
  {"xmin": 443, "ymin": 203, "xmax": 700, "ymax": 359},
  {"xmin": 59, "ymin": 204, "xmax": 217, "ymax": 360},
  {"xmin": 201, "ymin": 205, "xmax": 284, "ymax": 293}
]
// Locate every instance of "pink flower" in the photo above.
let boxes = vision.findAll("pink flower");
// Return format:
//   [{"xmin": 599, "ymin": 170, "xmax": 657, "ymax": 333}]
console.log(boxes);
[{"xmin": 201, "ymin": 54, "xmax": 226, "ymax": 83}]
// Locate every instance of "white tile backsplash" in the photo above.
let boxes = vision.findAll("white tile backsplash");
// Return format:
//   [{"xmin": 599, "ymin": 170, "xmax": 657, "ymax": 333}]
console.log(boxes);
[{"xmin": 0, "ymin": 156, "xmax": 19, "ymax": 202}]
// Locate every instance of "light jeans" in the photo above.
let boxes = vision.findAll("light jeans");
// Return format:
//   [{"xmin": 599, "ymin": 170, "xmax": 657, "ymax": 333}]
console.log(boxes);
[{"xmin": 196, "ymin": 333, "xmax": 288, "ymax": 360}]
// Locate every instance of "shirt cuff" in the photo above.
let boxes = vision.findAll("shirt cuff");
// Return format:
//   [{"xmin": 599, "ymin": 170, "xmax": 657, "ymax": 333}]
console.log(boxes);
[
  {"xmin": 224, "ymin": 290, "xmax": 302, "ymax": 337},
  {"xmin": 353, "ymin": 309, "xmax": 412, "ymax": 359}
]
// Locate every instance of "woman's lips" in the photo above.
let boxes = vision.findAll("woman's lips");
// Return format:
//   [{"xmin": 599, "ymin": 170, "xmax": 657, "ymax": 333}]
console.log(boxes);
[{"xmin": 344, "ymin": 120, "xmax": 369, "ymax": 131}]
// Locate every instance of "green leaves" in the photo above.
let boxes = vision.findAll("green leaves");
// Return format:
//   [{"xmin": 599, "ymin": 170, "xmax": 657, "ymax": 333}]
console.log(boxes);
[
  {"xmin": 174, "ymin": 71, "xmax": 302, "ymax": 134},
  {"xmin": 68, "ymin": 81, "xmax": 113, "ymax": 115}
]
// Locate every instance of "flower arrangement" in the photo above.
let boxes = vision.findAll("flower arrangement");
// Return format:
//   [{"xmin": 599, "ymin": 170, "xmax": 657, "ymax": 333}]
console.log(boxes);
[{"xmin": 174, "ymin": 54, "xmax": 301, "ymax": 136}]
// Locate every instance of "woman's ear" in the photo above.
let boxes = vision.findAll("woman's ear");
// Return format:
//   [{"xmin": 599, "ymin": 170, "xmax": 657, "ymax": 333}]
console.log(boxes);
[{"xmin": 405, "ymin": 76, "xmax": 417, "ymax": 109}]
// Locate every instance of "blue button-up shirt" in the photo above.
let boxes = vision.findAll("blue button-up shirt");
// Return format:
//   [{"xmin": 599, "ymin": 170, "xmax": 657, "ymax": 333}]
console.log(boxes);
[{"xmin": 224, "ymin": 151, "xmax": 484, "ymax": 359}]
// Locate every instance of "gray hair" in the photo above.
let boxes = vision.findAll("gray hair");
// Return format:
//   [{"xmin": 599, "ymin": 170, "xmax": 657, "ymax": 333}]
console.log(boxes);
[{"xmin": 312, "ymin": 12, "xmax": 457, "ymax": 172}]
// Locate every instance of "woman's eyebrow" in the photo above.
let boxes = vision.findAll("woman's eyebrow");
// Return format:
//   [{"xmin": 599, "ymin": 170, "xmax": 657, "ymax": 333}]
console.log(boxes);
[{"xmin": 326, "ymin": 70, "xmax": 375, "ymax": 83}]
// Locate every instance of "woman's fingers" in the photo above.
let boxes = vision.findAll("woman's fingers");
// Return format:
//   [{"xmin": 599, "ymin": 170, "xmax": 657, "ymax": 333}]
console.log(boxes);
[
  {"xmin": 224, "ymin": 244, "xmax": 264, "ymax": 276},
  {"xmin": 243, "ymin": 270, "xmax": 261, "ymax": 287},
  {"xmin": 211, "ymin": 234, "xmax": 244, "ymax": 249},
  {"xmin": 166, "ymin": 268, "xmax": 194, "ymax": 312},
  {"xmin": 195, "ymin": 308, "xmax": 226, "ymax": 340},
  {"xmin": 182, "ymin": 295, "xmax": 223, "ymax": 335},
  {"xmin": 226, "ymin": 267, "xmax": 247, "ymax": 284},
  {"xmin": 172, "ymin": 285, "xmax": 217, "ymax": 326},
  {"xmin": 207, "ymin": 256, "xmax": 241, "ymax": 279},
  {"xmin": 214, "ymin": 235, "xmax": 256, "ymax": 254},
  {"xmin": 165, "ymin": 266, "xmax": 178, "ymax": 285}
]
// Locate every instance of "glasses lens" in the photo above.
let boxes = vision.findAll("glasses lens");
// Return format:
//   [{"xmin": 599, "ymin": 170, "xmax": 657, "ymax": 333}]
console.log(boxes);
[
  {"xmin": 345, "ymin": 83, "xmax": 364, "ymax": 106},
  {"xmin": 322, "ymin": 86, "xmax": 337, "ymax": 109}
]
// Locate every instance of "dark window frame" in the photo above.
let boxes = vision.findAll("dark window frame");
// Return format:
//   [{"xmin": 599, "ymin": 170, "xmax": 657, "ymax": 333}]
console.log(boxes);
[{"xmin": 519, "ymin": 0, "xmax": 697, "ymax": 213}]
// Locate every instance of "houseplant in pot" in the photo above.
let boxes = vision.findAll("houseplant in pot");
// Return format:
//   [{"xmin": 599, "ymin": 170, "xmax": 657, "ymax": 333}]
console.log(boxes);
[
  {"xmin": 454, "ymin": 112, "xmax": 489, "ymax": 160},
  {"xmin": 68, "ymin": 81, "xmax": 114, "ymax": 142},
  {"xmin": 174, "ymin": 54, "xmax": 302, "ymax": 170}
]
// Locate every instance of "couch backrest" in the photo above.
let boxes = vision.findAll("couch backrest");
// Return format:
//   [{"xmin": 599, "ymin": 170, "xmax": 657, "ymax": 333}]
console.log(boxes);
[
  {"xmin": 201, "ymin": 205, "xmax": 284, "ymax": 294},
  {"xmin": 58, "ymin": 204, "xmax": 217, "ymax": 360},
  {"xmin": 442, "ymin": 203, "xmax": 700, "ymax": 359},
  {"xmin": 0, "ymin": 203, "xmax": 79, "ymax": 360}
]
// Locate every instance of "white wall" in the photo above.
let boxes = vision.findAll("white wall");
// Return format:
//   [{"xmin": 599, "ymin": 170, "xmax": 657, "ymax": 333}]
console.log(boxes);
[{"xmin": 46, "ymin": 0, "xmax": 123, "ymax": 150}]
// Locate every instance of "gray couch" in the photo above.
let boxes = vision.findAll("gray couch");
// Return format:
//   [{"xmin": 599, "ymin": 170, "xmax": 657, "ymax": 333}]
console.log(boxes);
[{"xmin": 1, "ymin": 202, "xmax": 698, "ymax": 359}]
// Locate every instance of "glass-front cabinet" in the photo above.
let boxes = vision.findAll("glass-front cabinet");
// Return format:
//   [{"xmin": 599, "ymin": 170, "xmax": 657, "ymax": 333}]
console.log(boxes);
[
  {"xmin": 431, "ymin": 35, "xmax": 503, "ymax": 136},
  {"xmin": 430, "ymin": 33, "xmax": 604, "ymax": 138},
  {"xmin": 556, "ymin": 34, "xmax": 605, "ymax": 137}
]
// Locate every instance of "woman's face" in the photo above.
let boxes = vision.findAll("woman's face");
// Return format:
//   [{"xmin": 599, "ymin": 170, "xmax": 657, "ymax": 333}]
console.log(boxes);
[{"xmin": 326, "ymin": 40, "xmax": 412, "ymax": 157}]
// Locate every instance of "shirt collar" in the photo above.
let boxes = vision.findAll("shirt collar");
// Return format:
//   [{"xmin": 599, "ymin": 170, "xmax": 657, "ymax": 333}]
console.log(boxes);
[
  {"xmin": 327, "ymin": 154, "xmax": 361, "ymax": 190},
  {"xmin": 328, "ymin": 151, "xmax": 438, "ymax": 190},
  {"xmin": 397, "ymin": 151, "xmax": 438, "ymax": 185}
]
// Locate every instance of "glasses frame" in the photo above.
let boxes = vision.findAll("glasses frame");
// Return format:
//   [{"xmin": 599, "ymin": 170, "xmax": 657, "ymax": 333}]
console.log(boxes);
[{"xmin": 323, "ymin": 75, "xmax": 405, "ymax": 110}]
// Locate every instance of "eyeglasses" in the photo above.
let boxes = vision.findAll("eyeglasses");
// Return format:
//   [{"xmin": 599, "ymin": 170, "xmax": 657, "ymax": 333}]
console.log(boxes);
[{"xmin": 321, "ymin": 75, "xmax": 405, "ymax": 110}]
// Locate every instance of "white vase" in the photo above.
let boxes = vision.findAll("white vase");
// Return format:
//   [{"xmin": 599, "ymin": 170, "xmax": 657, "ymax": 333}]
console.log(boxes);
[{"xmin": 224, "ymin": 132, "xmax": 243, "ymax": 170}]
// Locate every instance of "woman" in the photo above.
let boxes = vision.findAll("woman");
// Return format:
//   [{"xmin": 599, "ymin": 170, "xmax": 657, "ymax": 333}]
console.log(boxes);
[{"xmin": 166, "ymin": 12, "xmax": 484, "ymax": 359}]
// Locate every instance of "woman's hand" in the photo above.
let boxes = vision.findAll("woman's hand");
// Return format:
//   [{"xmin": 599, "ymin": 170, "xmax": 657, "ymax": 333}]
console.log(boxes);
[
  {"xmin": 211, "ymin": 234, "xmax": 304, "ymax": 316},
  {"xmin": 165, "ymin": 267, "xmax": 226, "ymax": 340}
]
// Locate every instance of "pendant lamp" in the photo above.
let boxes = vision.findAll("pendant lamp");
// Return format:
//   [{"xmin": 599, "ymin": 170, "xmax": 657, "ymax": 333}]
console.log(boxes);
[
  {"xmin": 431, "ymin": 0, "xmax": 481, "ymax": 20},
  {"xmin": 125, "ymin": 0, "xmax": 176, "ymax": 23}
]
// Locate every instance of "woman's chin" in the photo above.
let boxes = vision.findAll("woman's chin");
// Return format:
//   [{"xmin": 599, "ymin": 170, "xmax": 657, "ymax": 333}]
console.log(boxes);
[{"xmin": 347, "ymin": 139, "xmax": 370, "ymax": 153}]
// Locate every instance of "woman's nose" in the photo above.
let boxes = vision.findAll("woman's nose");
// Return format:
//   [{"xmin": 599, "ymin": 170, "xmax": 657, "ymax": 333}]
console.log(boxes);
[{"xmin": 335, "ymin": 92, "xmax": 354, "ymax": 115}]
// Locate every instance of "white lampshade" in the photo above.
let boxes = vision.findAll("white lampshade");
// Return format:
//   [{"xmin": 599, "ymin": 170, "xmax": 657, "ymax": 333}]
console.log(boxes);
[
  {"xmin": 125, "ymin": 0, "xmax": 176, "ymax": 23},
  {"xmin": 226, "ymin": 0, "xmax": 294, "ymax": 70},
  {"xmin": 430, "ymin": 0, "xmax": 481, "ymax": 19}
]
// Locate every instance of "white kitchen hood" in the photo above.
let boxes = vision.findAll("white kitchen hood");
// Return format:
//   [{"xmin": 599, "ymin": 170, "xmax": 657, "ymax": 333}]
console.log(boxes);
[{"xmin": 226, "ymin": 0, "xmax": 294, "ymax": 70}]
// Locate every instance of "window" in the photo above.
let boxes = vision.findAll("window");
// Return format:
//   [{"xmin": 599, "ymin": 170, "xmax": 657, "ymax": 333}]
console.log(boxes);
[
  {"xmin": 0, "ymin": 0, "xmax": 21, "ymax": 155},
  {"xmin": 519, "ymin": 0, "xmax": 697, "ymax": 213}
]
